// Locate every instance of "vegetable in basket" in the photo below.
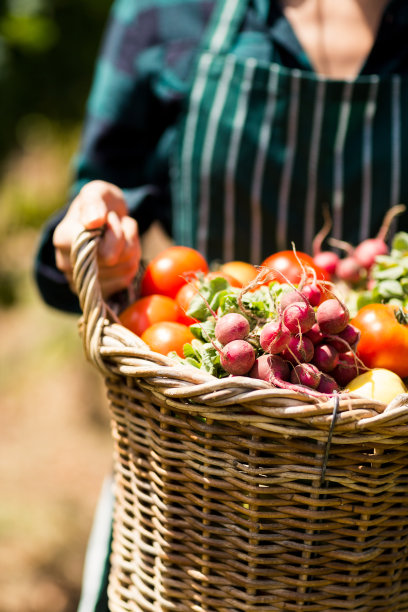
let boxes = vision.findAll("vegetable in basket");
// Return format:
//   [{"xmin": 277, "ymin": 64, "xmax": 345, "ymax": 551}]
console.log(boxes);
[
  {"xmin": 171, "ymin": 266, "xmax": 363, "ymax": 397},
  {"xmin": 218, "ymin": 261, "xmax": 258, "ymax": 286},
  {"xmin": 141, "ymin": 320, "xmax": 194, "ymax": 357},
  {"xmin": 119, "ymin": 294, "xmax": 182, "ymax": 336},
  {"xmin": 354, "ymin": 231, "xmax": 408, "ymax": 311},
  {"xmin": 351, "ymin": 303, "xmax": 408, "ymax": 379},
  {"xmin": 311, "ymin": 204, "xmax": 406, "ymax": 288},
  {"xmin": 140, "ymin": 245, "xmax": 209, "ymax": 298},
  {"xmin": 347, "ymin": 368, "xmax": 407, "ymax": 404}
]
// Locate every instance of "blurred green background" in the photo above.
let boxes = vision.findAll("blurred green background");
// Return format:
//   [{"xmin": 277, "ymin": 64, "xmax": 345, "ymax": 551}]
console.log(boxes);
[
  {"xmin": 0, "ymin": 1, "xmax": 116, "ymax": 610},
  {"xmin": 0, "ymin": 0, "xmax": 111, "ymax": 255}
]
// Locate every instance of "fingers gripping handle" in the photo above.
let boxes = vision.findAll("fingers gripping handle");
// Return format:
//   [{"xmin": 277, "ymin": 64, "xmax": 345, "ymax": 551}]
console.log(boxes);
[{"xmin": 71, "ymin": 227, "xmax": 112, "ymax": 374}]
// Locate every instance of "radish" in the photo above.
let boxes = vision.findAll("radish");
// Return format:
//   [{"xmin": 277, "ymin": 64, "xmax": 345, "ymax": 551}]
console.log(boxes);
[
  {"xmin": 290, "ymin": 363, "xmax": 321, "ymax": 389},
  {"xmin": 282, "ymin": 301, "xmax": 316, "ymax": 334},
  {"xmin": 312, "ymin": 342, "xmax": 339, "ymax": 373},
  {"xmin": 301, "ymin": 283, "xmax": 322, "ymax": 307},
  {"xmin": 250, "ymin": 355, "xmax": 324, "ymax": 397},
  {"xmin": 339, "ymin": 323, "xmax": 360, "ymax": 346},
  {"xmin": 316, "ymin": 298, "xmax": 349, "ymax": 335},
  {"xmin": 327, "ymin": 237, "xmax": 363, "ymax": 284},
  {"xmin": 281, "ymin": 335, "xmax": 314, "ymax": 364},
  {"xmin": 313, "ymin": 251, "xmax": 339, "ymax": 278},
  {"xmin": 279, "ymin": 289, "xmax": 306, "ymax": 310},
  {"xmin": 215, "ymin": 312, "xmax": 250, "ymax": 346},
  {"xmin": 279, "ymin": 283, "xmax": 321, "ymax": 309},
  {"xmin": 220, "ymin": 339, "xmax": 255, "ymax": 375},
  {"xmin": 312, "ymin": 204, "xmax": 340, "ymax": 277},
  {"xmin": 305, "ymin": 322, "xmax": 325, "ymax": 345},
  {"xmin": 353, "ymin": 240, "xmax": 387, "ymax": 271},
  {"xmin": 331, "ymin": 352, "xmax": 361, "ymax": 387},
  {"xmin": 335, "ymin": 256, "xmax": 363, "ymax": 284},
  {"xmin": 366, "ymin": 277, "xmax": 376, "ymax": 291},
  {"xmin": 259, "ymin": 320, "xmax": 291, "ymax": 354},
  {"xmin": 306, "ymin": 323, "xmax": 325, "ymax": 344},
  {"xmin": 328, "ymin": 324, "xmax": 360, "ymax": 353},
  {"xmin": 353, "ymin": 204, "xmax": 406, "ymax": 270},
  {"xmin": 317, "ymin": 372, "xmax": 340, "ymax": 394},
  {"xmin": 250, "ymin": 354, "xmax": 290, "ymax": 383}
]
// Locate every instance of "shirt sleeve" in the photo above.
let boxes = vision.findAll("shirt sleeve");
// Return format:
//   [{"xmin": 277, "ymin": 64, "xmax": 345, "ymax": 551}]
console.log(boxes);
[{"xmin": 34, "ymin": 0, "xmax": 198, "ymax": 311}]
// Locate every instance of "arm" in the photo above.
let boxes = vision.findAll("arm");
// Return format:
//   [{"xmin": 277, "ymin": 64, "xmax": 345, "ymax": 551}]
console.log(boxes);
[{"xmin": 34, "ymin": 0, "xmax": 185, "ymax": 311}]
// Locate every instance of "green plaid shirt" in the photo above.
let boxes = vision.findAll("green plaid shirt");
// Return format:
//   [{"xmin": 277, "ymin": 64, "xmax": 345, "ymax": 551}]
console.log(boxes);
[{"xmin": 36, "ymin": 0, "xmax": 408, "ymax": 312}]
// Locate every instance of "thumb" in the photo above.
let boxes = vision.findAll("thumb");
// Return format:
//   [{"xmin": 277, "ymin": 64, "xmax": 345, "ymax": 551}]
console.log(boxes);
[
  {"xmin": 80, "ymin": 198, "xmax": 109, "ymax": 230},
  {"xmin": 77, "ymin": 181, "xmax": 128, "ymax": 229}
]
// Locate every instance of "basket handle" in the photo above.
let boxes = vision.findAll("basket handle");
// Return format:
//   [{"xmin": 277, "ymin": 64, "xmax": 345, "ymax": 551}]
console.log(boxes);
[{"xmin": 70, "ymin": 226, "xmax": 118, "ymax": 373}]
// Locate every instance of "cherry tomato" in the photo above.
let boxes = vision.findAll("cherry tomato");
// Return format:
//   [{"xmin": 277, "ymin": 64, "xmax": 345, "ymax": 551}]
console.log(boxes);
[
  {"xmin": 141, "ymin": 321, "xmax": 195, "ymax": 357},
  {"xmin": 351, "ymin": 304, "xmax": 408, "ymax": 379},
  {"xmin": 140, "ymin": 246, "xmax": 209, "ymax": 299},
  {"xmin": 261, "ymin": 250, "xmax": 329, "ymax": 285},
  {"xmin": 219, "ymin": 261, "xmax": 258, "ymax": 286},
  {"xmin": 175, "ymin": 282, "xmax": 200, "ymax": 326},
  {"xmin": 119, "ymin": 294, "xmax": 181, "ymax": 337}
]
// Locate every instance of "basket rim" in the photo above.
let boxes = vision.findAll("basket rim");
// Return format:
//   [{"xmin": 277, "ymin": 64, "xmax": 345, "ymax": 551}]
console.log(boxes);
[{"xmin": 71, "ymin": 228, "xmax": 408, "ymax": 434}]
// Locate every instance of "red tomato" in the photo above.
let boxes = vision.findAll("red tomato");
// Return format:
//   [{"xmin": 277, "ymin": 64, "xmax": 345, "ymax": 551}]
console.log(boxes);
[
  {"xmin": 351, "ymin": 304, "xmax": 408, "ymax": 379},
  {"xmin": 141, "ymin": 246, "xmax": 209, "ymax": 299},
  {"xmin": 261, "ymin": 250, "xmax": 329, "ymax": 285},
  {"xmin": 119, "ymin": 294, "xmax": 181, "ymax": 337},
  {"xmin": 219, "ymin": 261, "xmax": 258, "ymax": 286},
  {"xmin": 141, "ymin": 321, "xmax": 195, "ymax": 357},
  {"xmin": 175, "ymin": 270, "xmax": 242, "ymax": 326},
  {"xmin": 175, "ymin": 282, "xmax": 200, "ymax": 326}
]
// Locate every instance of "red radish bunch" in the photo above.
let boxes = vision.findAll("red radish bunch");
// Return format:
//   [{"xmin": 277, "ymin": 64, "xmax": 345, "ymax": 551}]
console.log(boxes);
[
  {"xmin": 248, "ymin": 289, "xmax": 362, "ymax": 397},
  {"xmin": 312, "ymin": 204, "xmax": 406, "ymax": 286},
  {"xmin": 190, "ymin": 261, "xmax": 364, "ymax": 397}
]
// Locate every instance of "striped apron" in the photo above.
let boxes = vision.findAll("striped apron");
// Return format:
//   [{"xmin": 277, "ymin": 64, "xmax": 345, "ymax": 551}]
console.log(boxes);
[{"xmin": 172, "ymin": 0, "xmax": 408, "ymax": 266}]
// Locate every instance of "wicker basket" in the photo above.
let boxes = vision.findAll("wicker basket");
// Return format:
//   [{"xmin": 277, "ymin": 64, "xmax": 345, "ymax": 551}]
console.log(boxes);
[{"xmin": 72, "ymin": 228, "xmax": 408, "ymax": 612}]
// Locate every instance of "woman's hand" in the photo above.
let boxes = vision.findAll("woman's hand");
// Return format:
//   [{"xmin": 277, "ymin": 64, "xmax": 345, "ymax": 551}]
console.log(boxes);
[{"xmin": 53, "ymin": 180, "xmax": 141, "ymax": 299}]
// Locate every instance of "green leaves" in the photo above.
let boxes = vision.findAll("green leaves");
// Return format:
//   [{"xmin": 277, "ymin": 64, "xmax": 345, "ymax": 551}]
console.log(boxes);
[
  {"xmin": 187, "ymin": 277, "xmax": 231, "ymax": 321},
  {"xmin": 178, "ymin": 339, "xmax": 224, "ymax": 377},
  {"xmin": 177, "ymin": 274, "xmax": 286, "ymax": 377},
  {"xmin": 392, "ymin": 232, "xmax": 408, "ymax": 253},
  {"xmin": 187, "ymin": 275, "xmax": 278, "ymax": 322},
  {"xmin": 365, "ymin": 232, "xmax": 408, "ymax": 308}
]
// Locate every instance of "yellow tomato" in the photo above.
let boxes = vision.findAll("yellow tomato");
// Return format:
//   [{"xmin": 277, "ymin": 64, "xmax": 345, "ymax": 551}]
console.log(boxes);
[
  {"xmin": 219, "ymin": 261, "xmax": 258, "ymax": 287},
  {"xmin": 347, "ymin": 368, "xmax": 407, "ymax": 404}
]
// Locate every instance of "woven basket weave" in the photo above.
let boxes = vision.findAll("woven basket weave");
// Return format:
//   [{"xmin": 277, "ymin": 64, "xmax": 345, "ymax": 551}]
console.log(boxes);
[{"xmin": 72, "ymin": 228, "xmax": 408, "ymax": 612}]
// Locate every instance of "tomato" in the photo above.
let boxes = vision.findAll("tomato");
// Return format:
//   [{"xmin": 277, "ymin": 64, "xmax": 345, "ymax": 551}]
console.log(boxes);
[
  {"xmin": 219, "ymin": 261, "xmax": 258, "ymax": 286},
  {"xmin": 141, "ymin": 321, "xmax": 195, "ymax": 357},
  {"xmin": 347, "ymin": 368, "xmax": 407, "ymax": 404},
  {"xmin": 175, "ymin": 270, "xmax": 242, "ymax": 325},
  {"xmin": 261, "ymin": 250, "xmax": 329, "ymax": 285},
  {"xmin": 119, "ymin": 294, "xmax": 181, "ymax": 337},
  {"xmin": 141, "ymin": 246, "xmax": 209, "ymax": 299},
  {"xmin": 175, "ymin": 282, "xmax": 200, "ymax": 326},
  {"xmin": 205, "ymin": 270, "xmax": 243, "ymax": 288},
  {"xmin": 351, "ymin": 304, "xmax": 408, "ymax": 379}
]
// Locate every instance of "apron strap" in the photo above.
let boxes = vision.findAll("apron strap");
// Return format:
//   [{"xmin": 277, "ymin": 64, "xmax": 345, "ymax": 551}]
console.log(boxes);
[{"xmin": 201, "ymin": 0, "xmax": 250, "ymax": 55}]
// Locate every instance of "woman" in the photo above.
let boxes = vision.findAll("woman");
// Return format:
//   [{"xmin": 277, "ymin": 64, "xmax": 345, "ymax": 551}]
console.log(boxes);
[{"xmin": 34, "ymin": 1, "xmax": 408, "ymax": 609}]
